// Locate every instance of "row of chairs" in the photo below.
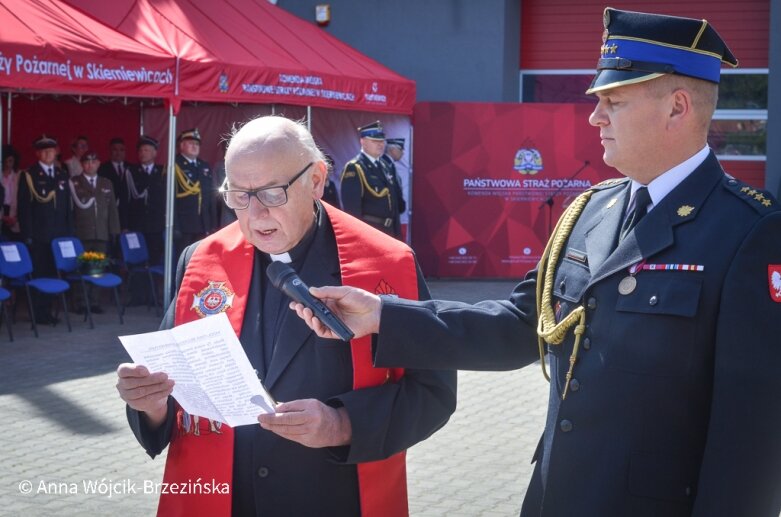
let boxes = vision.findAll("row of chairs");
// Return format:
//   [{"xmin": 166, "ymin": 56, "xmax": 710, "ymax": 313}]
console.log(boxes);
[{"xmin": 0, "ymin": 233, "xmax": 164, "ymax": 339}]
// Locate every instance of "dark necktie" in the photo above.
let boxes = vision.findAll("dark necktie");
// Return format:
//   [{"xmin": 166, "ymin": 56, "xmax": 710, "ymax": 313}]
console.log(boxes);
[
  {"xmin": 620, "ymin": 186, "xmax": 651, "ymax": 241},
  {"xmin": 89, "ymin": 177, "xmax": 95, "ymax": 188},
  {"xmin": 48, "ymin": 167, "xmax": 53, "ymax": 177}
]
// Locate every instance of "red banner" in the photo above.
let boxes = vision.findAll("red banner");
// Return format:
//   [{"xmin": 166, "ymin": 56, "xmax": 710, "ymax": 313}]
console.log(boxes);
[{"xmin": 411, "ymin": 102, "xmax": 618, "ymax": 278}]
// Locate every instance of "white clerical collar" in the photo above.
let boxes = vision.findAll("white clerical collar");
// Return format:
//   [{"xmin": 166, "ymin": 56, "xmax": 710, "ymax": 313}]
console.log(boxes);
[
  {"xmin": 628, "ymin": 145, "xmax": 710, "ymax": 213},
  {"xmin": 269, "ymin": 252, "xmax": 292, "ymax": 263}
]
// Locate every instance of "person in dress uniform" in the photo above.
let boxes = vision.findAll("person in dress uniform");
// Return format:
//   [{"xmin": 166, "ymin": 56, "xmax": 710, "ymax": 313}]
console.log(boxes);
[
  {"xmin": 1, "ymin": 144, "xmax": 20, "ymax": 240},
  {"xmin": 98, "ymin": 137, "xmax": 131, "ymax": 232},
  {"xmin": 294, "ymin": 8, "xmax": 781, "ymax": 517},
  {"xmin": 340, "ymin": 121, "xmax": 404, "ymax": 238},
  {"xmin": 382, "ymin": 137, "xmax": 409, "ymax": 237},
  {"xmin": 321, "ymin": 154, "xmax": 341, "ymax": 208},
  {"xmin": 69, "ymin": 151, "xmax": 120, "ymax": 314},
  {"xmin": 174, "ymin": 128, "xmax": 214, "ymax": 260},
  {"xmin": 69, "ymin": 151, "xmax": 119, "ymax": 255},
  {"xmin": 18, "ymin": 135, "xmax": 73, "ymax": 324}
]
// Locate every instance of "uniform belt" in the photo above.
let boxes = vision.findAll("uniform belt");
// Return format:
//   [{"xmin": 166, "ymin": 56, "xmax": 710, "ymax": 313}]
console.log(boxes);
[{"xmin": 362, "ymin": 215, "xmax": 393, "ymax": 228}]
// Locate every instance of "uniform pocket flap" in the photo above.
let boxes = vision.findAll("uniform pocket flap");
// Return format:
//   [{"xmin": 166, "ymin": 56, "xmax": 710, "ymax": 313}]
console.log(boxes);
[{"xmin": 616, "ymin": 275, "xmax": 702, "ymax": 317}]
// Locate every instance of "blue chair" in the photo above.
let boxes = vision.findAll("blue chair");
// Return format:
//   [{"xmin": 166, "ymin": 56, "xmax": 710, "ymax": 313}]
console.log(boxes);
[
  {"xmin": 0, "ymin": 241, "xmax": 71, "ymax": 337},
  {"xmin": 0, "ymin": 286, "xmax": 13, "ymax": 341},
  {"xmin": 120, "ymin": 232, "xmax": 164, "ymax": 313},
  {"xmin": 51, "ymin": 237, "xmax": 124, "ymax": 329}
]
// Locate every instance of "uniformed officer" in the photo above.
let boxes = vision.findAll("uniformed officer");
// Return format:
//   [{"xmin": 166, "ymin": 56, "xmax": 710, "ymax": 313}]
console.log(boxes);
[
  {"xmin": 70, "ymin": 151, "xmax": 120, "ymax": 255},
  {"xmin": 98, "ymin": 137, "xmax": 131, "ymax": 232},
  {"xmin": 382, "ymin": 137, "xmax": 408, "ymax": 235},
  {"xmin": 18, "ymin": 134, "xmax": 73, "ymax": 324},
  {"xmin": 340, "ymin": 121, "xmax": 404, "ymax": 238},
  {"xmin": 174, "ymin": 128, "xmax": 214, "ymax": 259},
  {"xmin": 294, "ymin": 8, "xmax": 781, "ymax": 517}
]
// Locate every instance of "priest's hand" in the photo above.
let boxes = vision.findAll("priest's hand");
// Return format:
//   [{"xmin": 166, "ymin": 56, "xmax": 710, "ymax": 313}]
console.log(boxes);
[
  {"xmin": 116, "ymin": 363, "xmax": 174, "ymax": 429},
  {"xmin": 289, "ymin": 285, "xmax": 381, "ymax": 340},
  {"xmin": 258, "ymin": 399, "xmax": 352, "ymax": 448}
]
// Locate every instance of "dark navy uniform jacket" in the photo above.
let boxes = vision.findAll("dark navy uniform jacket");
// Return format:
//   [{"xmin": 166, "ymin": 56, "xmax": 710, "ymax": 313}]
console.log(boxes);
[
  {"xmin": 374, "ymin": 152, "xmax": 781, "ymax": 516},
  {"xmin": 340, "ymin": 152, "xmax": 404, "ymax": 236},
  {"xmin": 18, "ymin": 163, "xmax": 72, "ymax": 245},
  {"xmin": 174, "ymin": 154, "xmax": 214, "ymax": 236},
  {"xmin": 126, "ymin": 206, "xmax": 456, "ymax": 516},
  {"xmin": 127, "ymin": 163, "xmax": 166, "ymax": 235}
]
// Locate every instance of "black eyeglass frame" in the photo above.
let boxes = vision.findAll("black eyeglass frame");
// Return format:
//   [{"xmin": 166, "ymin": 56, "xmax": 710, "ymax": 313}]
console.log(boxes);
[{"xmin": 219, "ymin": 161, "xmax": 314, "ymax": 209}]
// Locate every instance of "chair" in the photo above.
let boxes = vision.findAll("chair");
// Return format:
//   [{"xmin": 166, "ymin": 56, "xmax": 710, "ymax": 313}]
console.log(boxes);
[
  {"xmin": 120, "ymin": 232, "xmax": 164, "ymax": 313},
  {"xmin": 0, "ymin": 241, "xmax": 71, "ymax": 337},
  {"xmin": 0, "ymin": 287, "xmax": 13, "ymax": 341},
  {"xmin": 51, "ymin": 237, "xmax": 124, "ymax": 329}
]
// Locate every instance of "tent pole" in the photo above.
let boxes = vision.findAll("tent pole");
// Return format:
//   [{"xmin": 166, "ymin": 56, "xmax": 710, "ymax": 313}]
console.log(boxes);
[
  {"xmin": 140, "ymin": 101, "xmax": 145, "ymax": 136},
  {"xmin": 6, "ymin": 92, "xmax": 11, "ymax": 144},
  {"xmin": 407, "ymin": 124, "xmax": 414, "ymax": 245},
  {"xmin": 163, "ymin": 104, "xmax": 177, "ymax": 311},
  {"xmin": 307, "ymin": 106, "xmax": 312, "ymax": 132}
]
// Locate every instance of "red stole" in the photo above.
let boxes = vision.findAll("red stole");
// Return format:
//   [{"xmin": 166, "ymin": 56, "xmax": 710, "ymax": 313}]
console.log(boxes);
[{"xmin": 157, "ymin": 202, "xmax": 417, "ymax": 516}]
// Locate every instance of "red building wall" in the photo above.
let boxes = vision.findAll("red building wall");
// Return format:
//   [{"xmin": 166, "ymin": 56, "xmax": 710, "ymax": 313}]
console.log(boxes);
[{"xmin": 521, "ymin": 0, "xmax": 769, "ymax": 69}]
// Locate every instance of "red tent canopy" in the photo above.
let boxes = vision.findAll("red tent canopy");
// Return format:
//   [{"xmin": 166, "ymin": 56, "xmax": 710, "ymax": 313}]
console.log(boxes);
[
  {"xmin": 67, "ymin": 0, "xmax": 416, "ymax": 114},
  {"xmin": 0, "ymin": 0, "xmax": 174, "ymax": 98}
]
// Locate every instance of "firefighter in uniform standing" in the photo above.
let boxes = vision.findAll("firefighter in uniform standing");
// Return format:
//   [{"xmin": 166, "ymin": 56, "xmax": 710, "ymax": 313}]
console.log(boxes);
[
  {"xmin": 174, "ymin": 128, "xmax": 214, "ymax": 259},
  {"xmin": 340, "ymin": 121, "xmax": 404, "ymax": 238}
]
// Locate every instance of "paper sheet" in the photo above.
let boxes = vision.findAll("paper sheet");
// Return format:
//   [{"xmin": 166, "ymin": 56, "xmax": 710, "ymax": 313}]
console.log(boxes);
[{"xmin": 119, "ymin": 312, "xmax": 276, "ymax": 426}]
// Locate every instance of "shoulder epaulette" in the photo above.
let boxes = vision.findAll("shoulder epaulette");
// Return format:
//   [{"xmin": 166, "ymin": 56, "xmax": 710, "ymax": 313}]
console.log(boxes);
[
  {"xmin": 723, "ymin": 175, "xmax": 778, "ymax": 214},
  {"xmin": 589, "ymin": 177, "xmax": 628, "ymax": 191}
]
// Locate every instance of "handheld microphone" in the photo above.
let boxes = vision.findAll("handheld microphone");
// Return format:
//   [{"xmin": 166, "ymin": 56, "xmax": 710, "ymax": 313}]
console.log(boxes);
[{"xmin": 266, "ymin": 261, "xmax": 355, "ymax": 342}]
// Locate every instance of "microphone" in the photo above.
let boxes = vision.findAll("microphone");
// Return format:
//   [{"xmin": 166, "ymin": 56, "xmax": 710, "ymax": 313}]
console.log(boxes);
[{"xmin": 266, "ymin": 261, "xmax": 355, "ymax": 342}]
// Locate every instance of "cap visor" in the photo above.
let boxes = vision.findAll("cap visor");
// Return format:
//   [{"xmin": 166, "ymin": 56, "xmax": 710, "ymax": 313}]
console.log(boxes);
[{"xmin": 586, "ymin": 70, "xmax": 665, "ymax": 94}]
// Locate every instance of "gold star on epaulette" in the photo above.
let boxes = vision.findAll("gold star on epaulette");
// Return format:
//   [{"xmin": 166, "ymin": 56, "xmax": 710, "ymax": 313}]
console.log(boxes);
[
  {"xmin": 741, "ymin": 186, "xmax": 751, "ymax": 193},
  {"xmin": 677, "ymin": 205, "xmax": 695, "ymax": 217},
  {"xmin": 762, "ymin": 199, "xmax": 772, "ymax": 207},
  {"xmin": 755, "ymin": 193, "xmax": 765, "ymax": 202},
  {"xmin": 747, "ymin": 189, "xmax": 757, "ymax": 196}
]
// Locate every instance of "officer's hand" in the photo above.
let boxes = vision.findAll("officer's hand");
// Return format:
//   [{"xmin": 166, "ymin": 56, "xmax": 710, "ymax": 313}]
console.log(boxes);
[
  {"xmin": 258, "ymin": 399, "xmax": 352, "ymax": 448},
  {"xmin": 290, "ymin": 286, "xmax": 381, "ymax": 340},
  {"xmin": 116, "ymin": 363, "xmax": 174, "ymax": 429}
]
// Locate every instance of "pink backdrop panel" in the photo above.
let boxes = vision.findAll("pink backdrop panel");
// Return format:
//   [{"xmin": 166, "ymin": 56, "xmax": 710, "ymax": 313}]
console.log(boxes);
[{"xmin": 411, "ymin": 102, "xmax": 618, "ymax": 278}]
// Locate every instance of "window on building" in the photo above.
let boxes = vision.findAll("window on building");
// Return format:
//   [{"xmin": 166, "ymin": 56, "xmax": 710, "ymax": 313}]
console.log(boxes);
[{"xmin": 520, "ymin": 69, "xmax": 769, "ymax": 161}]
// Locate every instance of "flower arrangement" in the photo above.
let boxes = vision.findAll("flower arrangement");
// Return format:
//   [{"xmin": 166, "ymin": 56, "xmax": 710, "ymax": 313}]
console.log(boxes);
[{"xmin": 77, "ymin": 251, "xmax": 110, "ymax": 272}]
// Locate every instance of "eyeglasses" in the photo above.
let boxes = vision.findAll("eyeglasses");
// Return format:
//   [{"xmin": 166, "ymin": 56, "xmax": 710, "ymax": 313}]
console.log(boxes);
[{"xmin": 220, "ymin": 162, "xmax": 313, "ymax": 209}]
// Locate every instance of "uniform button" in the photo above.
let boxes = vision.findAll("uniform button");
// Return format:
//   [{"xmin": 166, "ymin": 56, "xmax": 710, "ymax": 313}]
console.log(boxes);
[
  {"xmin": 560, "ymin": 419, "xmax": 573, "ymax": 433},
  {"xmin": 559, "ymin": 281, "xmax": 566, "ymax": 294},
  {"xmin": 570, "ymin": 378, "xmax": 580, "ymax": 392},
  {"xmin": 727, "ymin": 179, "xmax": 737, "ymax": 186},
  {"xmin": 587, "ymin": 297, "xmax": 597, "ymax": 310},
  {"xmin": 649, "ymin": 295, "xmax": 658, "ymax": 306},
  {"xmin": 257, "ymin": 466, "xmax": 269, "ymax": 478},
  {"xmin": 582, "ymin": 337, "xmax": 591, "ymax": 350}
]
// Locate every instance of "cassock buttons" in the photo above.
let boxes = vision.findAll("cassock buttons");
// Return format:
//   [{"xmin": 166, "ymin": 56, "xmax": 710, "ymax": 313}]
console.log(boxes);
[
  {"xmin": 560, "ymin": 420, "xmax": 573, "ymax": 433},
  {"xmin": 257, "ymin": 466, "xmax": 269, "ymax": 478}
]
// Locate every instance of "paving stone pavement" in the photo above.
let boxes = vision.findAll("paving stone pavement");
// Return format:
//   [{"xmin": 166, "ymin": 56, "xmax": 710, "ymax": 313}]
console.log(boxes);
[{"xmin": 0, "ymin": 279, "xmax": 549, "ymax": 516}]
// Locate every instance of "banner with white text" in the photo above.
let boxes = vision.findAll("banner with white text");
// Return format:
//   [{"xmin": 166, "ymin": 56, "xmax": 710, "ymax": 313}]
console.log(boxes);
[{"xmin": 411, "ymin": 102, "xmax": 619, "ymax": 278}]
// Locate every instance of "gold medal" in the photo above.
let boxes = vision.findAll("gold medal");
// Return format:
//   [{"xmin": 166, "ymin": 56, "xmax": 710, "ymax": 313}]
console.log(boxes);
[{"xmin": 618, "ymin": 276, "xmax": 637, "ymax": 295}]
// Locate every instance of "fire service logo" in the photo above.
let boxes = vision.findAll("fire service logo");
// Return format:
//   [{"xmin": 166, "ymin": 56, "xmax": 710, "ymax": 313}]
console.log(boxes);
[{"xmin": 513, "ymin": 147, "xmax": 543, "ymax": 175}]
